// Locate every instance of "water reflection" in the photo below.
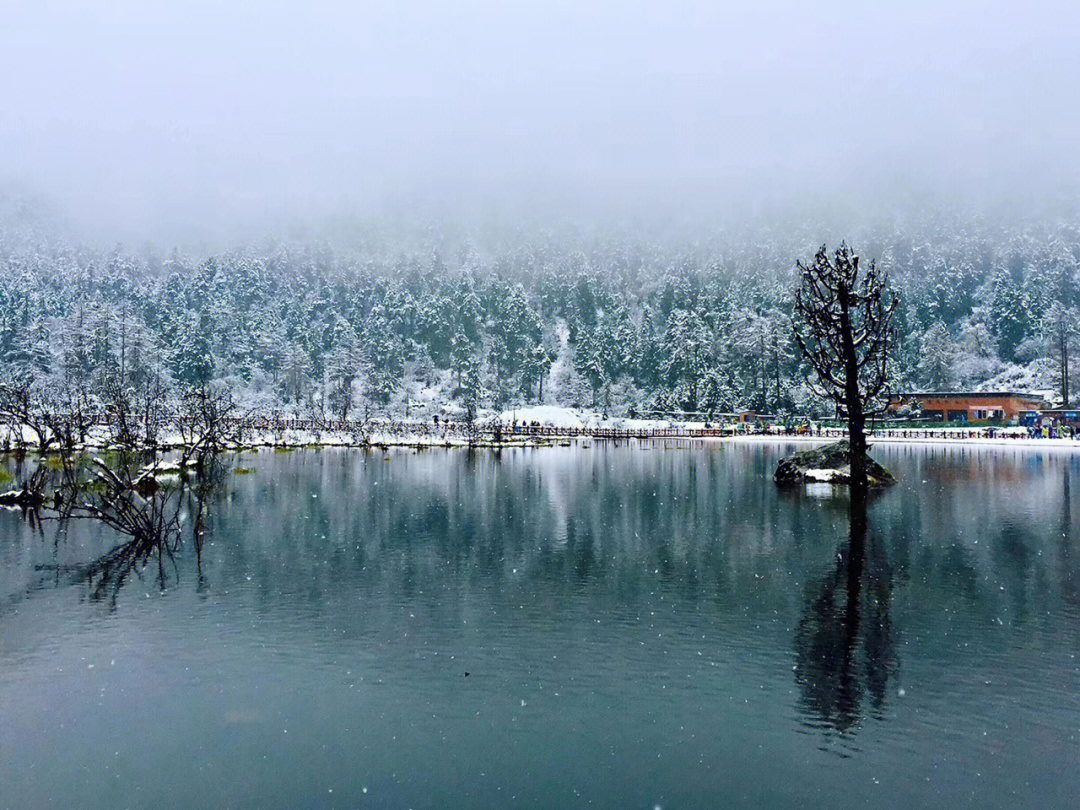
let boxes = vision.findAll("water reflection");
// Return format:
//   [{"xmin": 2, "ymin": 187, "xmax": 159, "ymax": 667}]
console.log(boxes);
[
  {"xmin": 1, "ymin": 444, "xmax": 1079, "ymax": 810},
  {"xmin": 68, "ymin": 473, "xmax": 218, "ymax": 606},
  {"xmin": 794, "ymin": 491, "xmax": 897, "ymax": 735},
  {"xmin": 6, "ymin": 454, "xmax": 225, "ymax": 607},
  {"xmin": 1062, "ymin": 467, "xmax": 1080, "ymax": 610}
]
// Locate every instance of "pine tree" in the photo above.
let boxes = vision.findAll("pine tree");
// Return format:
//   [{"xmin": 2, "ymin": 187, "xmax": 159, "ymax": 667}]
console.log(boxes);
[
  {"xmin": 521, "ymin": 343, "xmax": 552, "ymax": 400},
  {"xmin": 173, "ymin": 312, "xmax": 214, "ymax": 388},
  {"xmin": 326, "ymin": 317, "xmax": 360, "ymax": 419},
  {"xmin": 662, "ymin": 309, "xmax": 708, "ymax": 411},
  {"xmin": 917, "ymin": 323, "xmax": 957, "ymax": 391},
  {"xmin": 362, "ymin": 304, "xmax": 403, "ymax": 406},
  {"xmin": 461, "ymin": 356, "xmax": 483, "ymax": 424}
]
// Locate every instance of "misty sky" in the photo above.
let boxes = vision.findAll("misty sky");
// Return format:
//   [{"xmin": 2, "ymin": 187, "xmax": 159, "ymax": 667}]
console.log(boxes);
[{"xmin": 4, "ymin": 1, "xmax": 1080, "ymax": 246}]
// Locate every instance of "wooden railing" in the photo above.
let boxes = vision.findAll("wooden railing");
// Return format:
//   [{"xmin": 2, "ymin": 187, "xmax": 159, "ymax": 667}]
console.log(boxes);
[
  {"xmin": 6, "ymin": 413, "xmax": 1071, "ymax": 447},
  {"xmin": 227, "ymin": 418, "xmax": 1056, "ymax": 442}
]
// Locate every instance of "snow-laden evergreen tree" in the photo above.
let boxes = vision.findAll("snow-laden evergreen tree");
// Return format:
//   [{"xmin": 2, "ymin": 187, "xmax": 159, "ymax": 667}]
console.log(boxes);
[
  {"xmin": 461, "ymin": 356, "xmax": 483, "ymax": 425},
  {"xmin": 326, "ymin": 316, "xmax": 361, "ymax": 419},
  {"xmin": 362, "ymin": 303, "xmax": 403, "ymax": 407},
  {"xmin": 661, "ymin": 308, "xmax": 708, "ymax": 411},
  {"xmin": 172, "ymin": 309, "xmax": 215, "ymax": 389},
  {"xmin": 917, "ymin": 323, "xmax": 958, "ymax": 391}
]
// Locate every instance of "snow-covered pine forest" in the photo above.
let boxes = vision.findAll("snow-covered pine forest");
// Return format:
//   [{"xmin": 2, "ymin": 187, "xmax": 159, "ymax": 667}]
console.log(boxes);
[{"xmin": 2, "ymin": 197, "xmax": 1079, "ymax": 421}]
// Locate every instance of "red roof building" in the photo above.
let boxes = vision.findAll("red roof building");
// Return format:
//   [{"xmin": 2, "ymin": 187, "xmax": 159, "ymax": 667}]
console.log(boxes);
[{"xmin": 889, "ymin": 392, "xmax": 1047, "ymax": 423}]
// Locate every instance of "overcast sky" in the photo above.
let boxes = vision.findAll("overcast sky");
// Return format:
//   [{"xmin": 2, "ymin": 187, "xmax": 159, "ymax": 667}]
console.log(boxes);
[{"xmin": 3, "ymin": 1, "xmax": 1080, "ymax": 247}]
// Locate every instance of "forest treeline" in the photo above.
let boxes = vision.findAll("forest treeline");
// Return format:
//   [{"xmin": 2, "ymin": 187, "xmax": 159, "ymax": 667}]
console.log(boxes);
[{"xmin": 2, "ymin": 203, "xmax": 1079, "ymax": 420}]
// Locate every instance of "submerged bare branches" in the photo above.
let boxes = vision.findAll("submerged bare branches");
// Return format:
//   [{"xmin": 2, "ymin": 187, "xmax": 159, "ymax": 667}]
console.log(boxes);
[{"xmin": 23, "ymin": 452, "xmax": 226, "ymax": 607}]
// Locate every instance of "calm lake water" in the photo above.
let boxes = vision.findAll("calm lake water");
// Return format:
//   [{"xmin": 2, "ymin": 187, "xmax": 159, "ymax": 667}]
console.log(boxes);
[{"xmin": 1, "ymin": 442, "xmax": 1079, "ymax": 809}]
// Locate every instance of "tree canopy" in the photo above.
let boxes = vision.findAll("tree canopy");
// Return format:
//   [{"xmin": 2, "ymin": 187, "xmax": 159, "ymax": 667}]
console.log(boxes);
[{"xmin": 2, "ymin": 209, "xmax": 1078, "ymax": 419}]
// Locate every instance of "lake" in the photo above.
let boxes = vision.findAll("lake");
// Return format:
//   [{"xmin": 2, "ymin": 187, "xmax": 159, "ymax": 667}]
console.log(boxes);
[{"xmin": 1, "ymin": 441, "xmax": 1078, "ymax": 809}]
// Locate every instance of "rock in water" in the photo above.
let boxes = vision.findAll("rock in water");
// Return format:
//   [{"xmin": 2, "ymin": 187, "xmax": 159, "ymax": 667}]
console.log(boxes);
[{"xmin": 774, "ymin": 440, "xmax": 895, "ymax": 488}]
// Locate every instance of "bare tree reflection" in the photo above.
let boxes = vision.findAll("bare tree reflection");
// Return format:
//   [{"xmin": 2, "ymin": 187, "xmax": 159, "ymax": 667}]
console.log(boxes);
[
  {"xmin": 794, "ymin": 490, "xmax": 897, "ymax": 734},
  {"xmin": 34, "ymin": 454, "xmax": 224, "ymax": 607}
]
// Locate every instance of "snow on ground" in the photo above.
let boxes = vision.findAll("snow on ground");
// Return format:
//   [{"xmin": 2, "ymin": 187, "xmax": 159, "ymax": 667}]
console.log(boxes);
[
  {"xmin": 498, "ymin": 405, "xmax": 585, "ymax": 427},
  {"xmin": 4, "ymin": 418, "xmax": 1080, "ymax": 452},
  {"xmin": 496, "ymin": 405, "xmax": 690, "ymax": 431}
]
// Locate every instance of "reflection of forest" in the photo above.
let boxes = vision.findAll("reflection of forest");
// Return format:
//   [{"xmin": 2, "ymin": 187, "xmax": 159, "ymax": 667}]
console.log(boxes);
[
  {"xmin": 2, "ymin": 445, "xmax": 1078, "ymax": 672},
  {"xmin": 2, "ymin": 447, "xmax": 1080, "ymax": 613}
]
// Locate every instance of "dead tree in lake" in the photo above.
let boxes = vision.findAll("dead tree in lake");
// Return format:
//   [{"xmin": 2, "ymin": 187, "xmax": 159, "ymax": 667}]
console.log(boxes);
[
  {"xmin": 0, "ymin": 380, "xmax": 97, "ymax": 454},
  {"xmin": 792, "ymin": 243, "xmax": 897, "ymax": 492},
  {"xmin": 42, "ymin": 386, "xmax": 96, "ymax": 453},
  {"xmin": 177, "ymin": 384, "xmax": 243, "ymax": 468}
]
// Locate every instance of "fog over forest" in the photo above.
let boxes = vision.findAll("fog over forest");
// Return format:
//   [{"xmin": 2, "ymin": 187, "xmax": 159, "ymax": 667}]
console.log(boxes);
[
  {"xmin": 3, "ymin": 2, "xmax": 1080, "ymax": 421},
  {"xmin": 5, "ymin": 1, "xmax": 1080, "ymax": 246}
]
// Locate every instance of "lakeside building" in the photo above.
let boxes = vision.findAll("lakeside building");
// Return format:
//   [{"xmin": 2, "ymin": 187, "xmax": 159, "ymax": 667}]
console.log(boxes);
[{"xmin": 889, "ymin": 392, "xmax": 1047, "ymax": 424}]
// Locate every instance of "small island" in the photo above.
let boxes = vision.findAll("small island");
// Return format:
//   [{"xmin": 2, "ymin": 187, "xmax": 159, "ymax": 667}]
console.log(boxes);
[{"xmin": 774, "ymin": 439, "xmax": 895, "ymax": 488}]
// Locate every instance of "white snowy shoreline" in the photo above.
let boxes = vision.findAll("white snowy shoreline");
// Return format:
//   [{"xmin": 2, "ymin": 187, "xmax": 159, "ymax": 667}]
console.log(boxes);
[{"xmin": 3, "ymin": 419, "xmax": 1079, "ymax": 454}]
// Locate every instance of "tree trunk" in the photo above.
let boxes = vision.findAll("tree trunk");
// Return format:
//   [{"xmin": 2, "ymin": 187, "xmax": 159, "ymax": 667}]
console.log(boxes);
[
  {"xmin": 759, "ymin": 342, "xmax": 767, "ymax": 412},
  {"xmin": 838, "ymin": 284, "xmax": 868, "ymax": 492},
  {"xmin": 848, "ymin": 403, "xmax": 868, "ymax": 492},
  {"xmin": 773, "ymin": 348, "xmax": 782, "ymax": 410},
  {"xmin": 1063, "ymin": 332, "xmax": 1070, "ymax": 407}
]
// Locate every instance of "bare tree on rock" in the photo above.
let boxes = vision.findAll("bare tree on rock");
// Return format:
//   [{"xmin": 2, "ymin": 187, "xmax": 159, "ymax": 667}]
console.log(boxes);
[{"xmin": 792, "ymin": 243, "xmax": 897, "ymax": 492}]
